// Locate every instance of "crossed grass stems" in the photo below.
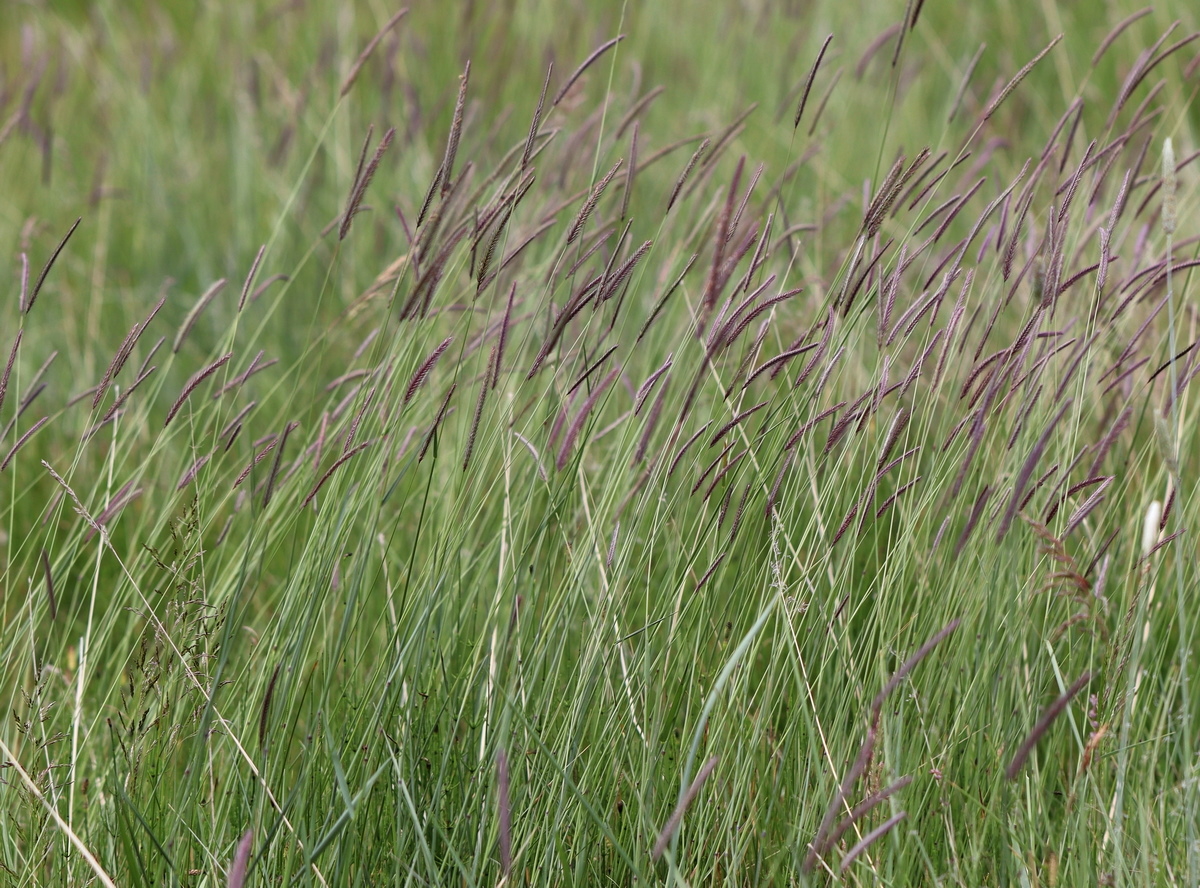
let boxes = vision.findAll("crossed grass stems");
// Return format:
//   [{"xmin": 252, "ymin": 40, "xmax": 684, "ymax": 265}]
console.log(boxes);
[{"xmin": 1, "ymin": 4, "xmax": 1198, "ymax": 885}]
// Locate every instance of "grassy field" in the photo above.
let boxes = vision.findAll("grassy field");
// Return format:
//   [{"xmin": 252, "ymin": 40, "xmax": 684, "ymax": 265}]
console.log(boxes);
[{"xmin": 2, "ymin": 0, "xmax": 1199, "ymax": 884}]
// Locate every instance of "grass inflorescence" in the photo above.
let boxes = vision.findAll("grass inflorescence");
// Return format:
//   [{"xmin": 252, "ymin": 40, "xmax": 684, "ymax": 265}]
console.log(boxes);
[{"xmin": 1, "ymin": 1, "xmax": 1198, "ymax": 885}]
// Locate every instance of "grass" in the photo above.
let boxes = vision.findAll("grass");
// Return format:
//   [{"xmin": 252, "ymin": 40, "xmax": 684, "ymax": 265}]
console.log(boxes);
[{"xmin": 1, "ymin": 0, "xmax": 1199, "ymax": 884}]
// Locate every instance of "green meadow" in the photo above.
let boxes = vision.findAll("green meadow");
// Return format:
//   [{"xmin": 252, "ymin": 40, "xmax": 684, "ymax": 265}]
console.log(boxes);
[{"xmin": 2, "ymin": 0, "xmax": 1199, "ymax": 884}]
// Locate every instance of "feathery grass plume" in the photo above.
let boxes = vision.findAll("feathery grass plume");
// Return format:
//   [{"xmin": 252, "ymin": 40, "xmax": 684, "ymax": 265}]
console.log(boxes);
[
  {"xmin": 341, "ymin": 126, "xmax": 396, "ymax": 240},
  {"xmin": 474, "ymin": 203, "xmax": 513, "ymax": 286},
  {"xmin": 727, "ymin": 481, "xmax": 753, "ymax": 543},
  {"xmin": 793, "ymin": 309, "xmax": 834, "ymax": 390},
  {"xmin": 1093, "ymin": 6, "xmax": 1152, "ymax": 67},
  {"xmin": 174, "ymin": 278, "xmax": 227, "ymax": 352},
  {"xmin": 604, "ymin": 521, "xmax": 620, "ymax": 569},
  {"xmin": 1095, "ymin": 226, "xmax": 1112, "ymax": 305},
  {"xmin": 1063, "ymin": 476, "xmax": 1113, "ymax": 538},
  {"xmin": 303, "ymin": 440, "xmax": 373, "ymax": 510},
  {"xmin": 17, "ymin": 252, "xmax": 29, "ymax": 312},
  {"xmin": 824, "ymin": 390, "xmax": 872, "ymax": 454},
  {"xmin": 709, "ymin": 400, "xmax": 768, "ymax": 449},
  {"xmin": 491, "ymin": 281, "xmax": 517, "ymax": 389},
  {"xmin": 711, "ymin": 273, "xmax": 774, "ymax": 347},
  {"xmin": 794, "ymin": 34, "xmax": 833, "ymax": 129},
  {"xmin": 739, "ymin": 212, "xmax": 774, "ymax": 294},
  {"xmin": 856, "ymin": 24, "xmax": 902, "ymax": 79},
  {"xmin": 867, "ymin": 150, "xmax": 931, "ymax": 237},
  {"xmin": 978, "ymin": 35, "xmax": 1062, "ymax": 126},
  {"xmin": 497, "ymin": 748, "xmax": 511, "ymax": 877},
  {"xmin": 765, "ymin": 448, "xmax": 795, "ymax": 519},
  {"xmin": 876, "ymin": 476, "xmax": 922, "ymax": 519},
  {"xmin": 340, "ymin": 7, "xmax": 409, "ymax": 97},
  {"xmin": 929, "ymin": 178, "xmax": 985, "ymax": 251},
  {"xmin": 568, "ymin": 345, "xmax": 618, "ymax": 396},
  {"xmin": 997, "ymin": 398, "xmax": 1073, "ymax": 541},
  {"xmin": 94, "ymin": 293, "xmax": 166, "ymax": 408},
  {"xmin": 727, "ymin": 163, "xmax": 763, "ymax": 242},
  {"xmin": 556, "ymin": 366, "xmax": 619, "ymax": 471},
  {"xmin": 668, "ymin": 422, "xmax": 713, "ymax": 477},
  {"xmin": 343, "ymin": 386, "xmax": 376, "ymax": 453},
  {"xmin": 692, "ymin": 441, "xmax": 735, "ymax": 495},
  {"xmin": 85, "ymin": 480, "xmax": 142, "ymax": 542},
  {"xmin": 262, "ymin": 421, "xmax": 299, "ymax": 507},
  {"xmin": 415, "ymin": 164, "xmax": 444, "ymax": 230},
  {"xmin": 744, "ymin": 343, "xmax": 816, "ymax": 389},
  {"xmin": 164, "ymin": 353, "xmax": 233, "ymax": 427},
  {"xmin": 43, "ymin": 460, "xmax": 102, "ymax": 537},
  {"xmin": 0, "ymin": 330, "xmax": 22, "ymax": 416},
  {"xmin": 666, "ymin": 138, "xmax": 710, "ymax": 212},
  {"xmin": 403, "ymin": 224, "xmax": 470, "ymax": 319},
  {"xmin": 651, "ymin": 755, "xmax": 718, "ymax": 861},
  {"xmin": 805, "ymin": 721, "xmax": 881, "ymax": 871},
  {"xmin": 1, "ymin": 416, "xmax": 50, "ymax": 472},
  {"xmin": 1142, "ymin": 499, "xmax": 1164, "ymax": 557},
  {"xmin": 694, "ymin": 554, "xmax": 726, "ymax": 592},
  {"xmin": 723, "ymin": 318, "xmax": 770, "ymax": 395},
  {"xmin": 478, "ymin": 216, "xmax": 555, "ymax": 295},
  {"xmin": 806, "ymin": 66, "xmax": 843, "ymax": 136},
  {"xmin": 250, "ymin": 272, "xmax": 288, "ymax": 303},
  {"xmin": 1006, "ymin": 672, "xmax": 1091, "ymax": 780},
  {"xmin": 694, "ymin": 104, "xmax": 756, "ymax": 184},
  {"xmin": 521, "ymin": 63, "xmax": 552, "ymax": 170},
  {"xmin": 40, "ymin": 547, "xmax": 56, "ymax": 620},
  {"xmin": 219, "ymin": 402, "xmax": 256, "ymax": 449},
  {"xmin": 698, "ymin": 157, "xmax": 745, "ymax": 336},
  {"xmin": 702, "ymin": 447, "xmax": 748, "ymax": 502},
  {"xmin": 567, "ymin": 158, "xmax": 623, "ymax": 245},
  {"xmin": 953, "ymin": 484, "xmax": 992, "ymax": 556},
  {"xmin": 634, "ymin": 355, "xmax": 672, "ymax": 414},
  {"xmin": 784, "ymin": 401, "xmax": 844, "ymax": 450},
  {"xmin": 441, "ymin": 62, "xmax": 470, "ymax": 195},
  {"xmin": 176, "ymin": 453, "xmax": 211, "ymax": 491},
  {"xmin": 558, "ymin": 222, "xmax": 616, "ymax": 282},
  {"xmin": 638, "ymin": 253, "xmax": 698, "ymax": 342},
  {"xmin": 258, "ymin": 661, "xmax": 282, "ymax": 751},
  {"xmin": 1162, "ymin": 137, "xmax": 1177, "ymax": 236},
  {"xmin": 635, "ymin": 379, "xmax": 669, "ymax": 464},
  {"xmin": 877, "ymin": 407, "xmax": 910, "ymax": 469},
  {"xmin": 600, "ymin": 240, "xmax": 653, "ymax": 304},
  {"xmin": 824, "ymin": 775, "xmax": 913, "ymax": 855},
  {"xmin": 621, "ymin": 121, "xmax": 639, "ymax": 221},
  {"xmin": 616, "ymin": 84, "xmax": 665, "ymax": 138},
  {"xmin": 947, "ymin": 43, "xmax": 986, "ymax": 123},
  {"xmin": 1088, "ymin": 406, "xmax": 1131, "ymax": 477},
  {"xmin": 418, "ymin": 384, "xmax": 456, "ymax": 461},
  {"xmin": 463, "ymin": 357, "xmax": 491, "ymax": 472},
  {"xmin": 227, "ymin": 828, "xmax": 254, "ymax": 888},
  {"xmin": 25, "ymin": 217, "xmax": 81, "ymax": 315},
  {"xmin": 237, "ymin": 244, "xmax": 265, "ymax": 311},
  {"xmin": 552, "ymin": 35, "xmax": 624, "ymax": 107},
  {"xmin": 717, "ymin": 286, "xmax": 802, "ymax": 355},
  {"xmin": 806, "ymin": 619, "xmax": 959, "ymax": 871},
  {"xmin": 843, "ymin": 235, "xmax": 894, "ymax": 315},
  {"xmin": 1107, "ymin": 24, "xmax": 1186, "ymax": 127},
  {"xmin": 839, "ymin": 811, "xmax": 907, "ymax": 873},
  {"xmin": 94, "ymin": 330, "xmax": 138, "ymax": 408},
  {"xmin": 215, "ymin": 350, "xmax": 279, "ymax": 399},
  {"xmin": 93, "ymin": 364, "xmax": 156, "ymax": 427},
  {"xmin": 404, "ymin": 337, "xmax": 453, "ymax": 405},
  {"xmin": 233, "ymin": 436, "xmax": 278, "ymax": 489}
]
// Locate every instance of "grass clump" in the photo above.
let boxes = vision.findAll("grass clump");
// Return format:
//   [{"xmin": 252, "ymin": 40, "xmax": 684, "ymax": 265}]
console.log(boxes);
[{"xmin": 1, "ymin": 0, "xmax": 1199, "ymax": 884}]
